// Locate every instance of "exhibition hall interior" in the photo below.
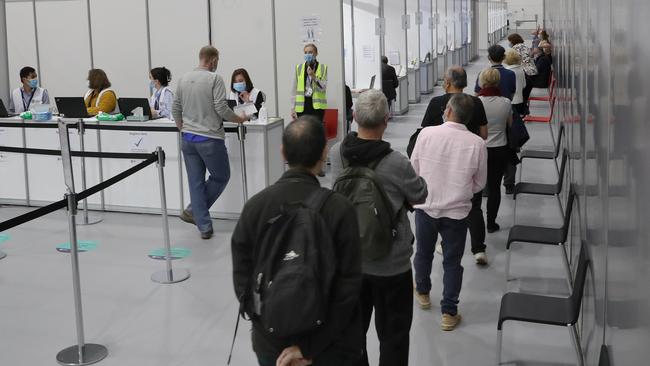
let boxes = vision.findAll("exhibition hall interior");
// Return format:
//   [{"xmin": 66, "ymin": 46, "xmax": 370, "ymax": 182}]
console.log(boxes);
[{"xmin": 0, "ymin": 0, "xmax": 648, "ymax": 365}]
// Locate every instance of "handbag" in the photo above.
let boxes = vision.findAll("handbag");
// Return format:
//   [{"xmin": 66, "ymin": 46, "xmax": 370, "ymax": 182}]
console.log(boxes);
[
  {"xmin": 508, "ymin": 112, "xmax": 530, "ymax": 149},
  {"xmin": 406, "ymin": 128, "xmax": 422, "ymax": 158}
]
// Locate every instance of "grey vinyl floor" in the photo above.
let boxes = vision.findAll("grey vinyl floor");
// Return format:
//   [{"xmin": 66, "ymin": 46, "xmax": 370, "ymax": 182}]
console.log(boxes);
[{"xmin": 0, "ymin": 50, "xmax": 578, "ymax": 365}]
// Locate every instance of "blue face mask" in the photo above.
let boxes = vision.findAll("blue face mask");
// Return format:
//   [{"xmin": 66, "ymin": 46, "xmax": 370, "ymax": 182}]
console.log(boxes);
[
  {"xmin": 233, "ymin": 82, "xmax": 247, "ymax": 93},
  {"xmin": 28, "ymin": 79, "xmax": 38, "ymax": 89},
  {"xmin": 304, "ymin": 54, "xmax": 314, "ymax": 63},
  {"xmin": 149, "ymin": 81, "xmax": 156, "ymax": 93}
]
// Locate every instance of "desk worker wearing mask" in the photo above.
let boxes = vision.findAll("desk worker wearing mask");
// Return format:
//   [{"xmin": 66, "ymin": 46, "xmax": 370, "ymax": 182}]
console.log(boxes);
[
  {"xmin": 149, "ymin": 67, "xmax": 174, "ymax": 119},
  {"xmin": 84, "ymin": 69, "xmax": 117, "ymax": 116},
  {"xmin": 228, "ymin": 68, "xmax": 264, "ymax": 118},
  {"xmin": 291, "ymin": 43, "xmax": 328, "ymax": 122},
  {"xmin": 173, "ymin": 46, "xmax": 248, "ymax": 240},
  {"xmin": 9, "ymin": 66, "xmax": 50, "ymax": 113}
]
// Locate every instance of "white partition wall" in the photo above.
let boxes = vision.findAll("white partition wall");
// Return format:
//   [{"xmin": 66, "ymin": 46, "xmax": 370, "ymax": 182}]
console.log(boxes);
[
  {"xmin": 149, "ymin": 0, "xmax": 209, "ymax": 94},
  {"xmin": 406, "ymin": 0, "xmax": 419, "ymax": 65},
  {"xmin": 90, "ymin": 0, "xmax": 150, "ymax": 99},
  {"xmin": 384, "ymin": 0, "xmax": 407, "ymax": 74},
  {"xmin": 211, "ymin": 0, "xmax": 278, "ymax": 117},
  {"xmin": 274, "ymin": 0, "xmax": 346, "ymax": 136},
  {"xmin": 35, "ymin": 0, "xmax": 91, "ymax": 99},
  {"xmin": 353, "ymin": 0, "xmax": 381, "ymax": 90},
  {"xmin": 343, "ymin": 0, "xmax": 354, "ymax": 86},
  {"xmin": 5, "ymin": 0, "xmax": 38, "ymax": 92},
  {"xmin": 419, "ymin": 0, "xmax": 434, "ymax": 61}
]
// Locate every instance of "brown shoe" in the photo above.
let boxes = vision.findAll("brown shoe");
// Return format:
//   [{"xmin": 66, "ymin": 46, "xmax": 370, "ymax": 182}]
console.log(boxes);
[
  {"xmin": 441, "ymin": 313, "xmax": 462, "ymax": 331},
  {"xmin": 179, "ymin": 209, "xmax": 194, "ymax": 224},
  {"xmin": 414, "ymin": 292, "xmax": 431, "ymax": 310}
]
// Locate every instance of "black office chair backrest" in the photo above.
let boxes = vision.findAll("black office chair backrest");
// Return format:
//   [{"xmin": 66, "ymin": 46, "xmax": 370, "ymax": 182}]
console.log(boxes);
[
  {"xmin": 555, "ymin": 148, "xmax": 569, "ymax": 193},
  {"xmin": 561, "ymin": 186, "xmax": 576, "ymax": 240},
  {"xmin": 554, "ymin": 123, "xmax": 565, "ymax": 157},
  {"xmin": 569, "ymin": 241, "xmax": 591, "ymax": 324}
]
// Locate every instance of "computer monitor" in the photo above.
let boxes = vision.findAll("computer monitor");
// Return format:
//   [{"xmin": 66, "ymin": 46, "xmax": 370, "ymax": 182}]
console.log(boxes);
[
  {"xmin": 118, "ymin": 98, "xmax": 156, "ymax": 119},
  {"xmin": 0, "ymin": 99, "xmax": 19, "ymax": 118},
  {"xmin": 369, "ymin": 75, "xmax": 376, "ymax": 89},
  {"xmin": 55, "ymin": 97, "xmax": 90, "ymax": 119}
]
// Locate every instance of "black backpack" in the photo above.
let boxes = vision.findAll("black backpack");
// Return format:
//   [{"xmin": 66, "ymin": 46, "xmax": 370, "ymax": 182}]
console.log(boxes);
[
  {"xmin": 251, "ymin": 187, "xmax": 336, "ymax": 337},
  {"xmin": 333, "ymin": 154, "xmax": 397, "ymax": 261}
]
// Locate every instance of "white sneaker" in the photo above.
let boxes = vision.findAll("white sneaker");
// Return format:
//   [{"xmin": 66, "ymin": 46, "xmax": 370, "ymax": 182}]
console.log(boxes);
[
  {"xmin": 474, "ymin": 252, "xmax": 488, "ymax": 265},
  {"xmin": 435, "ymin": 242, "xmax": 443, "ymax": 255}
]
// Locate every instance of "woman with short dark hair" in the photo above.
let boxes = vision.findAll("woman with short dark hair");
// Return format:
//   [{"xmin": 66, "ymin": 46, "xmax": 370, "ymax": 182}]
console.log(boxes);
[
  {"xmin": 508, "ymin": 33, "xmax": 537, "ymax": 77},
  {"xmin": 84, "ymin": 69, "xmax": 117, "ymax": 116},
  {"xmin": 228, "ymin": 68, "xmax": 265, "ymax": 118},
  {"xmin": 149, "ymin": 67, "xmax": 173, "ymax": 119}
]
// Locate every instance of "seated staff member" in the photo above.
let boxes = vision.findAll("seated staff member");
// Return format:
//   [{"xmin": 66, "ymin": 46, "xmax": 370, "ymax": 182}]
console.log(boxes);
[
  {"xmin": 149, "ymin": 67, "xmax": 174, "ymax": 119},
  {"xmin": 290, "ymin": 43, "xmax": 328, "ymax": 121},
  {"xmin": 84, "ymin": 68, "xmax": 117, "ymax": 116},
  {"xmin": 9, "ymin": 66, "xmax": 50, "ymax": 113},
  {"xmin": 228, "ymin": 68, "xmax": 264, "ymax": 117}
]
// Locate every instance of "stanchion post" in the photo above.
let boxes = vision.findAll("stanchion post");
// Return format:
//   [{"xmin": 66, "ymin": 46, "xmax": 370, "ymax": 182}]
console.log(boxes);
[
  {"xmin": 76, "ymin": 120, "xmax": 102, "ymax": 225},
  {"xmin": 151, "ymin": 146, "xmax": 190, "ymax": 284},
  {"xmin": 56, "ymin": 120, "xmax": 107, "ymax": 366},
  {"xmin": 237, "ymin": 124, "xmax": 248, "ymax": 201},
  {"xmin": 0, "ymin": 250, "xmax": 6, "ymax": 260}
]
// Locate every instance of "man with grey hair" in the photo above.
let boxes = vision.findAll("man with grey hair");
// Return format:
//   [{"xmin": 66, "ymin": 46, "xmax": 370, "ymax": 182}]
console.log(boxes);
[
  {"xmin": 330, "ymin": 89, "xmax": 427, "ymax": 365},
  {"xmin": 420, "ymin": 65, "xmax": 490, "ymax": 266},
  {"xmin": 412, "ymin": 93, "xmax": 487, "ymax": 331}
]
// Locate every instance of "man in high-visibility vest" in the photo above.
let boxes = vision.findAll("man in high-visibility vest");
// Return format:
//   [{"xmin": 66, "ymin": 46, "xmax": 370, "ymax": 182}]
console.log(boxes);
[{"xmin": 291, "ymin": 43, "xmax": 328, "ymax": 122}]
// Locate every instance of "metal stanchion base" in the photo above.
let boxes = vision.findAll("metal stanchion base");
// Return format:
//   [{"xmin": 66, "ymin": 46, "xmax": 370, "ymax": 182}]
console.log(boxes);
[
  {"xmin": 0, "ymin": 250, "xmax": 6, "ymax": 260},
  {"xmin": 56, "ymin": 344, "xmax": 108, "ymax": 366},
  {"xmin": 76, "ymin": 215, "xmax": 103, "ymax": 226},
  {"xmin": 151, "ymin": 268, "xmax": 190, "ymax": 284}
]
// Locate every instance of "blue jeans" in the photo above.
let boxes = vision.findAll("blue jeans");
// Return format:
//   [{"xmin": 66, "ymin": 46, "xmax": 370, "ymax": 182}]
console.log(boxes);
[
  {"xmin": 413, "ymin": 209, "xmax": 467, "ymax": 315},
  {"xmin": 181, "ymin": 138, "xmax": 230, "ymax": 233}
]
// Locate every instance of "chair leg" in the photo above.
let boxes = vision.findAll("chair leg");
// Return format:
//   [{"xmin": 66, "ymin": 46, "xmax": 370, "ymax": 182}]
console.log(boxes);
[
  {"xmin": 553, "ymin": 155, "xmax": 560, "ymax": 177},
  {"xmin": 568, "ymin": 324, "xmax": 585, "ymax": 366},
  {"xmin": 559, "ymin": 242, "xmax": 573, "ymax": 292},
  {"xmin": 496, "ymin": 329, "xmax": 503, "ymax": 365},
  {"xmin": 513, "ymin": 194, "xmax": 518, "ymax": 226},
  {"xmin": 505, "ymin": 246, "xmax": 513, "ymax": 282},
  {"xmin": 555, "ymin": 194, "xmax": 564, "ymax": 220}
]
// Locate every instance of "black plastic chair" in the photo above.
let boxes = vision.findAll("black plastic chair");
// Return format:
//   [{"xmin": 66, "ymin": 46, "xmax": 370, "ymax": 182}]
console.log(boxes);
[
  {"xmin": 518, "ymin": 123, "xmax": 565, "ymax": 182},
  {"xmin": 513, "ymin": 149, "xmax": 569, "ymax": 224},
  {"xmin": 506, "ymin": 187, "xmax": 576, "ymax": 290},
  {"xmin": 497, "ymin": 240, "xmax": 589, "ymax": 366}
]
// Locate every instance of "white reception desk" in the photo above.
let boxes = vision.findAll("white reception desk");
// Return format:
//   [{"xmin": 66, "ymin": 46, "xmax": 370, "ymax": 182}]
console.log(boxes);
[{"xmin": 0, "ymin": 117, "xmax": 285, "ymax": 219}]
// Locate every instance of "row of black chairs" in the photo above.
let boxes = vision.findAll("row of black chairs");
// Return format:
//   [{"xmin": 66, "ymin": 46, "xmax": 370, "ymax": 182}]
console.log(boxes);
[{"xmin": 497, "ymin": 117, "xmax": 590, "ymax": 366}]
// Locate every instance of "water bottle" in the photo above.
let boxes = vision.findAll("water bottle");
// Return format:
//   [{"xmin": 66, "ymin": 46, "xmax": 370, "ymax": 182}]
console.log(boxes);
[{"xmin": 258, "ymin": 102, "xmax": 268, "ymax": 124}]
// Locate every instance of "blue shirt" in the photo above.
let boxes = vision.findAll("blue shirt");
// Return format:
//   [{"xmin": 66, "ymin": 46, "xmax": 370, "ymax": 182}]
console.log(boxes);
[
  {"xmin": 474, "ymin": 65, "xmax": 517, "ymax": 101},
  {"xmin": 182, "ymin": 132, "xmax": 212, "ymax": 142}
]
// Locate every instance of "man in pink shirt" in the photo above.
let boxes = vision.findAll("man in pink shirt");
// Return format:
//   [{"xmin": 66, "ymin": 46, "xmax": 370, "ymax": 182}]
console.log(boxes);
[{"xmin": 410, "ymin": 93, "xmax": 487, "ymax": 331}]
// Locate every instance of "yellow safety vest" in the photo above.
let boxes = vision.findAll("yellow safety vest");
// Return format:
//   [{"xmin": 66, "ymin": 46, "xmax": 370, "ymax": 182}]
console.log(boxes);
[{"xmin": 295, "ymin": 62, "xmax": 328, "ymax": 112}]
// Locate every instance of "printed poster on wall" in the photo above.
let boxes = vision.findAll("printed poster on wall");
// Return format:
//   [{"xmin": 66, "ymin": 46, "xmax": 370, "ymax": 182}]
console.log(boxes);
[{"xmin": 301, "ymin": 15, "xmax": 322, "ymax": 44}]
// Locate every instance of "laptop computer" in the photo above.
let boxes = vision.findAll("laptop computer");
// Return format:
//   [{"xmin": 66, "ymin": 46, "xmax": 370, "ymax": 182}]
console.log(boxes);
[
  {"xmin": 369, "ymin": 75, "xmax": 376, "ymax": 89},
  {"xmin": 118, "ymin": 98, "xmax": 158, "ymax": 119},
  {"xmin": 0, "ymin": 99, "xmax": 19, "ymax": 117},
  {"xmin": 55, "ymin": 97, "xmax": 90, "ymax": 118}
]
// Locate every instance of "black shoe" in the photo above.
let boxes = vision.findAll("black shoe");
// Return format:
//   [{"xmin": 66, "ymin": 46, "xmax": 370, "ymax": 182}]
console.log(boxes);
[
  {"xmin": 487, "ymin": 223, "xmax": 500, "ymax": 233},
  {"xmin": 201, "ymin": 229, "xmax": 214, "ymax": 240},
  {"xmin": 482, "ymin": 190, "xmax": 488, "ymax": 198},
  {"xmin": 505, "ymin": 186, "xmax": 514, "ymax": 195},
  {"xmin": 318, "ymin": 170, "xmax": 326, "ymax": 177}
]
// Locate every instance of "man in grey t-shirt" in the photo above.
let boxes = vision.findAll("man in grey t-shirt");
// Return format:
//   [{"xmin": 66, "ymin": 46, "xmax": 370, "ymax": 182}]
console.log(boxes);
[{"xmin": 172, "ymin": 46, "xmax": 247, "ymax": 239}]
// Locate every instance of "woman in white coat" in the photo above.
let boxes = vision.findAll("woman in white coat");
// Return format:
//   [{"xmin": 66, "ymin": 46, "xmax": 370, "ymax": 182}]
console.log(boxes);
[
  {"xmin": 503, "ymin": 49, "xmax": 526, "ymax": 116},
  {"xmin": 228, "ymin": 68, "xmax": 264, "ymax": 118},
  {"xmin": 149, "ymin": 67, "xmax": 174, "ymax": 119}
]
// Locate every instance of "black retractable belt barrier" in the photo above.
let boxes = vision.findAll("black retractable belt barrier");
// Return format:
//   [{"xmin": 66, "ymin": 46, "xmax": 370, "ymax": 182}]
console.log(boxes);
[
  {"xmin": 0, "ymin": 152, "xmax": 158, "ymax": 233},
  {"xmin": 0, "ymin": 146, "xmax": 155, "ymax": 160}
]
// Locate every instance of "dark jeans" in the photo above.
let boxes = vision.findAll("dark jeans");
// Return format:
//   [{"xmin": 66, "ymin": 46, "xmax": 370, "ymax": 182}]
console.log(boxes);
[
  {"xmin": 181, "ymin": 138, "xmax": 230, "ymax": 233},
  {"xmin": 512, "ymin": 103, "xmax": 527, "ymax": 116},
  {"xmin": 467, "ymin": 192, "xmax": 486, "ymax": 254},
  {"xmin": 357, "ymin": 270, "xmax": 413, "ymax": 366},
  {"xmin": 503, "ymin": 161, "xmax": 516, "ymax": 188},
  {"xmin": 486, "ymin": 146, "xmax": 509, "ymax": 225},
  {"xmin": 258, "ymin": 347, "xmax": 361, "ymax": 366},
  {"xmin": 414, "ymin": 210, "xmax": 467, "ymax": 315},
  {"xmin": 297, "ymin": 96, "xmax": 325, "ymax": 122}
]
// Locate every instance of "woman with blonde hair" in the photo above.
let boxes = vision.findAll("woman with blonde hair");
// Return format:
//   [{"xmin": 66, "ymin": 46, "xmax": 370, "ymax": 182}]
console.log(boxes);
[
  {"xmin": 504, "ymin": 49, "xmax": 526, "ymax": 116},
  {"xmin": 477, "ymin": 68, "xmax": 512, "ymax": 232}
]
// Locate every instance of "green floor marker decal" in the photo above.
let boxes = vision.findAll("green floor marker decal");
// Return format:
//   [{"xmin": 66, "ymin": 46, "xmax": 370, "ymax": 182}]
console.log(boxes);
[
  {"xmin": 0, "ymin": 233, "xmax": 9, "ymax": 244},
  {"xmin": 148, "ymin": 247, "xmax": 191, "ymax": 260},
  {"xmin": 56, "ymin": 240, "xmax": 98, "ymax": 253}
]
